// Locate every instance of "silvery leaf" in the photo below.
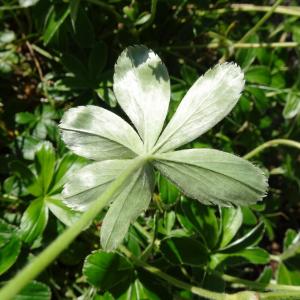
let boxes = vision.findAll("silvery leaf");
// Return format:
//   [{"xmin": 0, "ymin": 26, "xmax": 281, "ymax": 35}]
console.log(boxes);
[
  {"xmin": 101, "ymin": 164, "xmax": 154, "ymax": 251},
  {"xmin": 62, "ymin": 160, "xmax": 131, "ymax": 211},
  {"xmin": 113, "ymin": 45, "xmax": 170, "ymax": 150},
  {"xmin": 153, "ymin": 149, "xmax": 267, "ymax": 206},
  {"xmin": 155, "ymin": 63, "xmax": 244, "ymax": 153},
  {"xmin": 59, "ymin": 105, "xmax": 143, "ymax": 161}
]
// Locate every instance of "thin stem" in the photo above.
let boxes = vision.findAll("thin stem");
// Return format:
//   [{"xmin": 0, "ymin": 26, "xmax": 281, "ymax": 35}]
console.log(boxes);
[
  {"xmin": 221, "ymin": 273, "xmax": 300, "ymax": 292},
  {"xmin": 196, "ymin": 4, "xmax": 300, "ymax": 18},
  {"xmin": 120, "ymin": 246, "xmax": 300, "ymax": 300},
  {"xmin": 140, "ymin": 0, "xmax": 158, "ymax": 32},
  {"xmin": 161, "ymin": 41, "xmax": 298, "ymax": 51},
  {"xmin": 243, "ymin": 139, "xmax": 300, "ymax": 160},
  {"xmin": 119, "ymin": 245, "xmax": 226, "ymax": 300},
  {"xmin": 238, "ymin": 0, "xmax": 284, "ymax": 44},
  {"xmin": 0, "ymin": 157, "xmax": 148, "ymax": 300}
]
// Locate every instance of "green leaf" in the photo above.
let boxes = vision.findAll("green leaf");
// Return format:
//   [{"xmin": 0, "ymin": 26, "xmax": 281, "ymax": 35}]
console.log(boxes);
[
  {"xmin": 19, "ymin": 198, "xmax": 49, "ymax": 244},
  {"xmin": 43, "ymin": 5, "xmax": 70, "ymax": 45},
  {"xmin": 34, "ymin": 142, "xmax": 56, "ymax": 196},
  {"xmin": 59, "ymin": 105, "xmax": 143, "ymax": 161},
  {"xmin": 114, "ymin": 46, "xmax": 170, "ymax": 150},
  {"xmin": 212, "ymin": 247, "xmax": 269, "ymax": 267},
  {"xmin": 245, "ymin": 66, "xmax": 271, "ymax": 85},
  {"xmin": 161, "ymin": 236, "xmax": 208, "ymax": 266},
  {"xmin": 219, "ymin": 207, "xmax": 243, "ymax": 248},
  {"xmin": 155, "ymin": 63, "xmax": 244, "ymax": 152},
  {"xmin": 15, "ymin": 112, "xmax": 36, "ymax": 125},
  {"xmin": 83, "ymin": 250, "xmax": 133, "ymax": 290},
  {"xmin": 283, "ymin": 90, "xmax": 300, "ymax": 119},
  {"xmin": 283, "ymin": 229, "xmax": 298, "ymax": 251},
  {"xmin": 0, "ymin": 220, "xmax": 21, "ymax": 275},
  {"xmin": 15, "ymin": 281, "xmax": 51, "ymax": 300},
  {"xmin": 101, "ymin": 165, "xmax": 154, "ymax": 251},
  {"xmin": 118, "ymin": 278, "xmax": 160, "ymax": 300},
  {"xmin": 277, "ymin": 262, "xmax": 300, "ymax": 286},
  {"xmin": 70, "ymin": 0, "xmax": 81, "ymax": 29},
  {"xmin": 219, "ymin": 222, "xmax": 265, "ymax": 253},
  {"xmin": 49, "ymin": 153, "xmax": 86, "ymax": 195},
  {"xmin": 158, "ymin": 175, "xmax": 179, "ymax": 204},
  {"xmin": 177, "ymin": 197, "xmax": 218, "ymax": 249},
  {"xmin": 154, "ymin": 149, "xmax": 268, "ymax": 207}
]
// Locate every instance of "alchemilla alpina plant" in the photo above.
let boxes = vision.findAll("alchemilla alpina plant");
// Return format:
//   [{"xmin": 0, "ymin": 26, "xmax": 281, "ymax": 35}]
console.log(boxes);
[{"xmin": 59, "ymin": 45, "xmax": 268, "ymax": 251}]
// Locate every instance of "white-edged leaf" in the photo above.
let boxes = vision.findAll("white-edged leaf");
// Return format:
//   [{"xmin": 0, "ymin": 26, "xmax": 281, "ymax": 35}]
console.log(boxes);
[
  {"xmin": 62, "ymin": 160, "xmax": 129, "ymax": 212},
  {"xmin": 113, "ymin": 45, "xmax": 170, "ymax": 150},
  {"xmin": 59, "ymin": 105, "xmax": 143, "ymax": 161},
  {"xmin": 155, "ymin": 63, "xmax": 244, "ymax": 152},
  {"xmin": 153, "ymin": 149, "xmax": 267, "ymax": 206},
  {"xmin": 101, "ymin": 164, "xmax": 154, "ymax": 251}
]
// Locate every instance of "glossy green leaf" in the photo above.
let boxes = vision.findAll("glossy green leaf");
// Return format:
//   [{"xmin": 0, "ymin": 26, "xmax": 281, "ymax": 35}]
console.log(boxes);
[
  {"xmin": 34, "ymin": 142, "xmax": 56, "ymax": 196},
  {"xmin": 113, "ymin": 46, "xmax": 170, "ymax": 150},
  {"xmin": 83, "ymin": 250, "xmax": 133, "ymax": 289},
  {"xmin": 161, "ymin": 236, "xmax": 208, "ymax": 266},
  {"xmin": 277, "ymin": 262, "xmax": 300, "ymax": 286},
  {"xmin": 59, "ymin": 105, "xmax": 143, "ymax": 161},
  {"xmin": 177, "ymin": 197, "xmax": 218, "ymax": 249},
  {"xmin": 154, "ymin": 149, "xmax": 267, "ymax": 207},
  {"xmin": 212, "ymin": 247, "xmax": 269, "ymax": 267},
  {"xmin": 0, "ymin": 220, "xmax": 21, "ymax": 275},
  {"xmin": 219, "ymin": 207, "xmax": 243, "ymax": 248},
  {"xmin": 118, "ymin": 278, "xmax": 160, "ymax": 300},
  {"xmin": 158, "ymin": 175, "xmax": 179, "ymax": 204},
  {"xmin": 49, "ymin": 153, "xmax": 86, "ymax": 195},
  {"xmin": 20, "ymin": 198, "xmax": 49, "ymax": 244},
  {"xmin": 155, "ymin": 63, "xmax": 244, "ymax": 152},
  {"xmin": 101, "ymin": 165, "xmax": 154, "ymax": 251},
  {"xmin": 283, "ymin": 90, "xmax": 300, "ymax": 119},
  {"xmin": 43, "ymin": 5, "xmax": 70, "ymax": 45},
  {"xmin": 219, "ymin": 222, "xmax": 265, "ymax": 253},
  {"xmin": 15, "ymin": 281, "xmax": 51, "ymax": 300}
]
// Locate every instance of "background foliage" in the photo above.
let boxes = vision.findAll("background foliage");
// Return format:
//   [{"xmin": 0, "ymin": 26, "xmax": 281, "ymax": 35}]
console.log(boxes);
[{"xmin": 0, "ymin": 0, "xmax": 300, "ymax": 299}]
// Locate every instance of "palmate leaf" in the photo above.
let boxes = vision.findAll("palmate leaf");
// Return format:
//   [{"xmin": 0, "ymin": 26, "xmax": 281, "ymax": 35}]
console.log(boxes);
[
  {"xmin": 153, "ymin": 149, "xmax": 267, "ymax": 207},
  {"xmin": 114, "ymin": 45, "xmax": 170, "ymax": 150},
  {"xmin": 59, "ymin": 45, "xmax": 268, "ymax": 252},
  {"xmin": 59, "ymin": 105, "xmax": 143, "ymax": 161},
  {"xmin": 101, "ymin": 164, "xmax": 154, "ymax": 251},
  {"xmin": 62, "ymin": 160, "xmax": 130, "ymax": 212},
  {"xmin": 155, "ymin": 63, "xmax": 244, "ymax": 152},
  {"xmin": 62, "ymin": 160, "xmax": 154, "ymax": 251}
]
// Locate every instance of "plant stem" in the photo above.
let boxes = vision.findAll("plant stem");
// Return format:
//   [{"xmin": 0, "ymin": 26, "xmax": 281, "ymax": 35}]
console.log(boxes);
[
  {"xmin": 120, "ymin": 246, "xmax": 300, "ymax": 300},
  {"xmin": 140, "ymin": 0, "xmax": 158, "ymax": 32},
  {"xmin": 0, "ymin": 157, "xmax": 148, "ymax": 300},
  {"xmin": 221, "ymin": 272, "xmax": 300, "ymax": 292},
  {"xmin": 119, "ymin": 245, "xmax": 226, "ymax": 300},
  {"xmin": 197, "ymin": 4, "xmax": 300, "ymax": 17},
  {"xmin": 243, "ymin": 139, "xmax": 300, "ymax": 160},
  {"xmin": 238, "ymin": 0, "xmax": 284, "ymax": 44}
]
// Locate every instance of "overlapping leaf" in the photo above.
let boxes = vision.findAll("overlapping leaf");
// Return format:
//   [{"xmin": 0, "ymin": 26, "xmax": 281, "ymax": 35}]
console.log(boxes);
[{"xmin": 153, "ymin": 149, "xmax": 267, "ymax": 206}]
